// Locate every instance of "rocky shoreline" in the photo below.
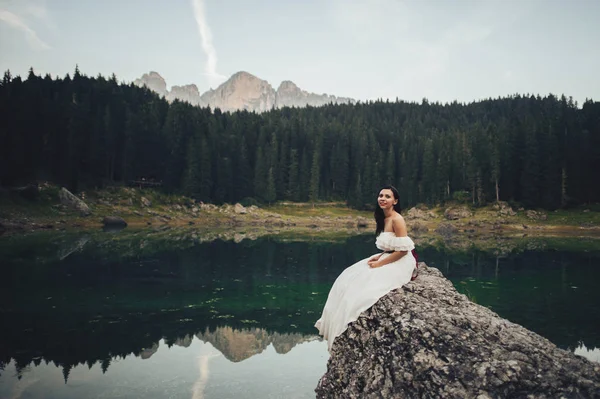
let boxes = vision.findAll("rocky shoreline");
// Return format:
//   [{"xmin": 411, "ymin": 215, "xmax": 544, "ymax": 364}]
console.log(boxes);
[{"xmin": 1, "ymin": 186, "xmax": 599, "ymax": 242}]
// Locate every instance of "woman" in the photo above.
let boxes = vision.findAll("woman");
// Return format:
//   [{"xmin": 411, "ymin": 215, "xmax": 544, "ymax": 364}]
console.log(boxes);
[{"xmin": 314, "ymin": 185, "xmax": 417, "ymax": 351}]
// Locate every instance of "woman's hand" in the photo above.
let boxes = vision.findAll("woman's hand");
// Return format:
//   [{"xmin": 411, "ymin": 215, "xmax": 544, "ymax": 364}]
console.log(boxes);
[
  {"xmin": 368, "ymin": 254, "xmax": 382, "ymax": 262},
  {"xmin": 367, "ymin": 259, "xmax": 383, "ymax": 268}
]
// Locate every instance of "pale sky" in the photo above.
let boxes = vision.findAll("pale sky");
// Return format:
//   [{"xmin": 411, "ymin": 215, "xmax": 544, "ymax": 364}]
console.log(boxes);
[{"xmin": 1, "ymin": 0, "xmax": 599, "ymax": 104}]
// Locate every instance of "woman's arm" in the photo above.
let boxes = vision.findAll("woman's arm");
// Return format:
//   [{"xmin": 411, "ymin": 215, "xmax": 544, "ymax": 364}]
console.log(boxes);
[
  {"xmin": 368, "ymin": 216, "xmax": 409, "ymax": 268},
  {"xmin": 368, "ymin": 250, "xmax": 407, "ymax": 268},
  {"xmin": 368, "ymin": 253, "xmax": 383, "ymax": 262}
]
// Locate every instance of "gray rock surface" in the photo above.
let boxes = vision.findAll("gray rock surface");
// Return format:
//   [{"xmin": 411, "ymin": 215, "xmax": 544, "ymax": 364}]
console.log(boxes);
[
  {"xmin": 141, "ymin": 196, "xmax": 152, "ymax": 207},
  {"xmin": 435, "ymin": 222, "xmax": 458, "ymax": 238},
  {"xmin": 234, "ymin": 203, "xmax": 247, "ymax": 214},
  {"xmin": 58, "ymin": 187, "xmax": 91, "ymax": 216},
  {"xmin": 444, "ymin": 206, "xmax": 473, "ymax": 220},
  {"xmin": 316, "ymin": 264, "xmax": 600, "ymax": 398}
]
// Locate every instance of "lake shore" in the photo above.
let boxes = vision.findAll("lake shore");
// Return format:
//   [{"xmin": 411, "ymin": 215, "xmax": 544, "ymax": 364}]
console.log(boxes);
[{"xmin": 1, "ymin": 185, "xmax": 599, "ymax": 246}]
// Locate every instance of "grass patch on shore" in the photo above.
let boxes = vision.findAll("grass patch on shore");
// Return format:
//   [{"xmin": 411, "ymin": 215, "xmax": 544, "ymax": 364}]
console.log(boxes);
[{"xmin": 266, "ymin": 201, "xmax": 372, "ymax": 218}]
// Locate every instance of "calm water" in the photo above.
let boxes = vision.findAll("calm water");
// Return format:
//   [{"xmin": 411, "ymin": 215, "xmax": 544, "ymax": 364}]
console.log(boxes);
[{"xmin": 1, "ymin": 229, "xmax": 599, "ymax": 398}]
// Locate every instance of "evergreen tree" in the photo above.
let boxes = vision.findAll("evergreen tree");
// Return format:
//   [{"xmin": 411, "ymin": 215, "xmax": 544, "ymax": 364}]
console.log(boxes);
[
  {"xmin": 287, "ymin": 149, "xmax": 300, "ymax": 201},
  {"xmin": 309, "ymin": 144, "xmax": 321, "ymax": 204},
  {"xmin": 198, "ymin": 136, "xmax": 212, "ymax": 201},
  {"xmin": 254, "ymin": 146, "xmax": 267, "ymax": 200},
  {"xmin": 265, "ymin": 167, "xmax": 276, "ymax": 204},
  {"xmin": 183, "ymin": 134, "xmax": 202, "ymax": 197}
]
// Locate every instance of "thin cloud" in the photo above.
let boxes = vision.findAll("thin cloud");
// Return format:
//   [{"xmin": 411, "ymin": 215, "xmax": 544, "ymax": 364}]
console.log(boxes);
[
  {"xmin": 191, "ymin": 0, "xmax": 227, "ymax": 88},
  {"xmin": 0, "ymin": 8, "xmax": 50, "ymax": 50}
]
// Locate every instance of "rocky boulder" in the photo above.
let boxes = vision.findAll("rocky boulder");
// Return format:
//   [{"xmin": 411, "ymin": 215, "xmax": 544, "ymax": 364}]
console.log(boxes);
[
  {"xmin": 409, "ymin": 221, "xmax": 429, "ymax": 234},
  {"xmin": 526, "ymin": 210, "xmax": 548, "ymax": 221},
  {"xmin": 444, "ymin": 206, "xmax": 473, "ymax": 220},
  {"xmin": 141, "ymin": 196, "xmax": 152, "ymax": 207},
  {"xmin": 356, "ymin": 217, "xmax": 370, "ymax": 228},
  {"xmin": 58, "ymin": 187, "xmax": 91, "ymax": 216},
  {"xmin": 102, "ymin": 216, "xmax": 127, "ymax": 227},
  {"xmin": 406, "ymin": 207, "xmax": 428, "ymax": 220},
  {"xmin": 493, "ymin": 201, "xmax": 517, "ymax": 217},
  {"xmin": 234, "ymin": 203, "xmax": 247, "ymax": 214},
  {"xmin": 435, "ymin": 223, "xmax": 458, "ymax": 238},
  {"xmin": 315, "ymin": 264, "xmax": 600, "ymax": 398}
]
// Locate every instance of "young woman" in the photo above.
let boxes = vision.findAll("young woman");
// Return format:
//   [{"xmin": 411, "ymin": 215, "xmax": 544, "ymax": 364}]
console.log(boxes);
[{"xmin": 314, "ymin": 185, "xmax": 417, "ymax": 351}]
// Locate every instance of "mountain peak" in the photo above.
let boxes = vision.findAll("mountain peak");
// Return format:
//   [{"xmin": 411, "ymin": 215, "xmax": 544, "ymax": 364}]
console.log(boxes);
[
  {"xmin": 133, "ymin": 71, "xmax": 354, "ymax": 112},
  {"xmin": 230, "ymin": 71, "xmax": 259, "ymax": 80},
  {"xmin": 278, "ymin": 80, "xmax": 299, "ymax": 91}
]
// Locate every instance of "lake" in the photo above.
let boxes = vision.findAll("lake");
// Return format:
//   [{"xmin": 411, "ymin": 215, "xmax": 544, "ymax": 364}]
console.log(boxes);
[{"xmin": 1, "ymin": 229, "xmax": 599, "ymax": 398}]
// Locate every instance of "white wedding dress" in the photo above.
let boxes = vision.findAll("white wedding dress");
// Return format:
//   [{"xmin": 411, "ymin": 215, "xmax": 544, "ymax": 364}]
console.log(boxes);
[{"xmin": 315, "ymin": 232, "xmax": 416, "ymax": 351}]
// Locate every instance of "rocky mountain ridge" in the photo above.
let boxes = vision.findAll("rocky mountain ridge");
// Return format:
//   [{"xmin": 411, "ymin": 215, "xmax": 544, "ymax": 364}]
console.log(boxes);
[{"xmin": 134, "ymin": 70, "xmax": 354, "ymax": 112}]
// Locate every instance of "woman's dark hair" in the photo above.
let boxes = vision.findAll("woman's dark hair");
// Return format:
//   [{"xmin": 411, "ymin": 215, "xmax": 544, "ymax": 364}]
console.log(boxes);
[{"xmin": 374, "ymin": 185, "xmax": 402, "ymax": 236}]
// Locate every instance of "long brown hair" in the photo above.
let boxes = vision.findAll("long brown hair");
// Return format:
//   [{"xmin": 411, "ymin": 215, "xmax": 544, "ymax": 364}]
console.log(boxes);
[{"xmin": 374, "ymin": 185, "xmax": 402, "ymax": 236}]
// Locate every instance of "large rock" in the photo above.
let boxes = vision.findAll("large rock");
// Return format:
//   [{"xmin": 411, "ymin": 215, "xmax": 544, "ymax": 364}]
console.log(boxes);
[
  {"xmin": 435, "ymin": 222, "xmax": 458, "ymax": 238},
  {"xmin": 316, "ymin": 264, "xmax": 600, "ymax": 398},
  {"xmin": 141, "ymin": 196, "xmax": 152, "ymax": 207},
  {"xmin": 58, "ymin": 187, "xmax": 91, "ymax": 216},
  {"xmin": 102, "ymin": 216, "xmax": 127, "ymax": 227},
  {"xmin": 406, "ymin": 207, "xmax": 436, "ymax": 220},
  {"xmin": 406, "ymin": 207, "xmax": 427, "ymax": 220},
  {"xmin": 526, "ymin": 210, "xmax": 548, "ymax": 221},
  {"xmin": 234, "ymin": 203, "xmax": 247, "ymax": 214},
  {"xmin": 444, "ymin": 206, "xmax": 473, "ymax": 220},
  {"xmin": 493, "ymin": 201, "xmax": 517, "ymax": 216}
]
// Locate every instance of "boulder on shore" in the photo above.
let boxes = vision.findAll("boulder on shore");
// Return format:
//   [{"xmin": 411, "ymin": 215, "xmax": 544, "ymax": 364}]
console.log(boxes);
[
  {"xmin": 102, "ymin": 216, "xmax": 127, "ymax": 227},
  {"xmin": 59, "ymin": 187, "xmax": 91, "ymax": 216},
  {"xmin": 234, "ymin": 203, "xmax": 247, "ymax": 214},
  {"xmin": 316, "ymin": 264, "xmax": 600, "ymax": 399},
  {"xmin": 444, "ymin": 206, "xmax": 473, "ymax": 220},
  {"xmin": 141, "ymin": 196, "xmax": 152, "ymax": 207}
]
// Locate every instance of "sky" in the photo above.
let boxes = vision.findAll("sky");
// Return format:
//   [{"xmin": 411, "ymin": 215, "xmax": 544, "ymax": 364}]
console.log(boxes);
[{"xmin": 1, "ymin": 0, "xmax": 599, "ymax": 105}]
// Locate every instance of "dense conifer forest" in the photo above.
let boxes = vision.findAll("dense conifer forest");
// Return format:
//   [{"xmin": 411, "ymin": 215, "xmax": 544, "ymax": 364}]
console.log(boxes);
[{"xmin": 1, "ymin": 67, "xmax": 599, "ymax": 210}]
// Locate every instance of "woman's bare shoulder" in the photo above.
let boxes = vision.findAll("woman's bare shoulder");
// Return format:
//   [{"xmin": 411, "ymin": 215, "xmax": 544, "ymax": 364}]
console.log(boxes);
[
  {"xmin": 392, "ymin": 213, "xmax": 407, "ymax": 235},
  {"xmin": 392, "ymin": 213, "xmax": 405, "ymax": 223}
]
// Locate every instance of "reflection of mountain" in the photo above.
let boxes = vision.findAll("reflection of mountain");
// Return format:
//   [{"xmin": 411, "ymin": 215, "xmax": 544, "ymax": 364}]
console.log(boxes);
[
  {"xmin": 133, "ymin": 328, "xmax": 317, "ymax": 365},
  {"xmin": 139, "ymin": 342, "xmax": 159, "ymax": 359},
  {"xmin": 195, "ymin": 326, "xmax": 317, "ymax": 362},
  {"xmin": 271, "ymin": 332, "xmax": 314, "ymax": 354},
  {"xmin": 174, "ymin": 334, "xmax": 194, "ymax": 348}
]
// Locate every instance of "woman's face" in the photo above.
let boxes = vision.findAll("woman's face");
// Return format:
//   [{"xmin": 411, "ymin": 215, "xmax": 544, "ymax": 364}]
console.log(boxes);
[{"xmin": 378, "ymin": 189, "xmax": 397, "ymax": 209}]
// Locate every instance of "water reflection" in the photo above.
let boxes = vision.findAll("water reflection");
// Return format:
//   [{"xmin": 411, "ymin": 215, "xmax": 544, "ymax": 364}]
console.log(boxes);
[
  {"xmin": 421, "ymin": 247, "xmax": 600, "ymax": 352},
  {"xmin": 1, "ymin": 332, "xmax": 328, "ymax": 399},
  {"xmin": 575, "ymin": 343, "xmax": 600, "ymax": 363},
  {"xmin": 0, "ymin": 230, "xmax": 599, "ymax": 398}
]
